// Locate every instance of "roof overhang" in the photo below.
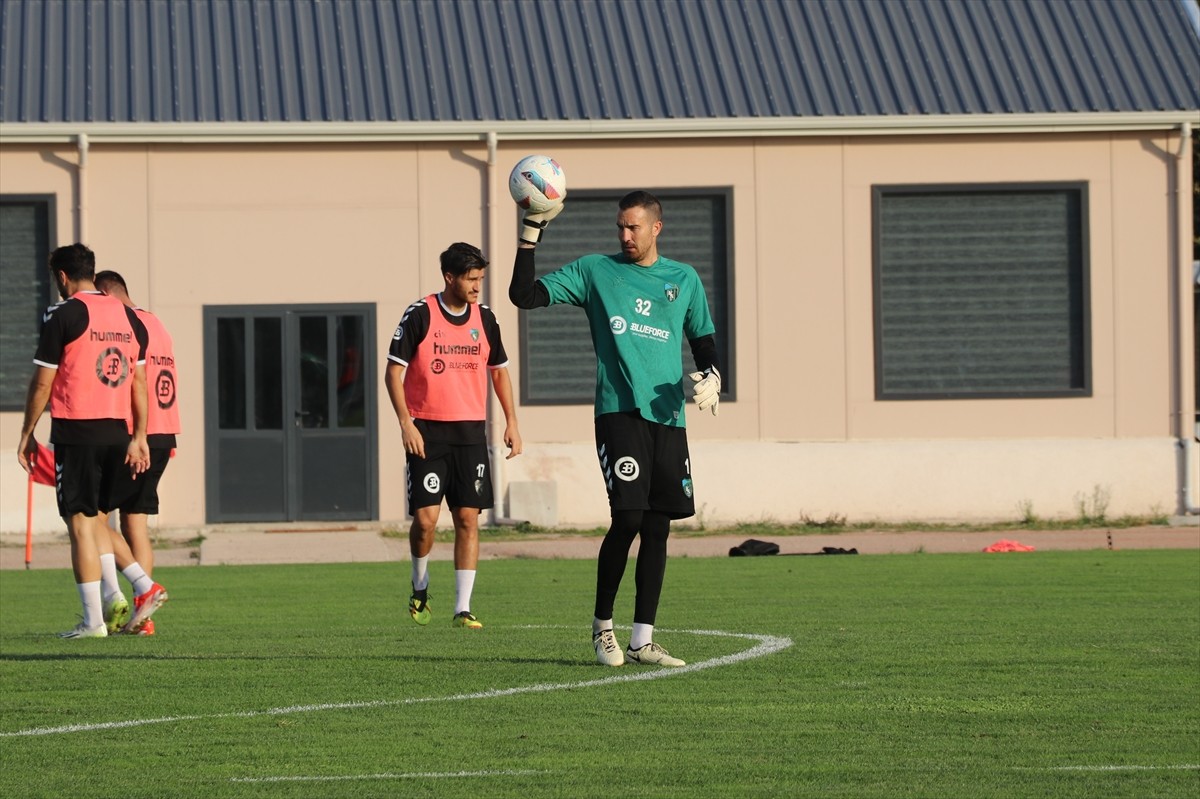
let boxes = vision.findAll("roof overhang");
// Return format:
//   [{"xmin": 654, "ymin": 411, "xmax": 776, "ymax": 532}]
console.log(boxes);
[{"xmin": 1, "ymin": 111, "xmax": 1197, "ymax": 145}]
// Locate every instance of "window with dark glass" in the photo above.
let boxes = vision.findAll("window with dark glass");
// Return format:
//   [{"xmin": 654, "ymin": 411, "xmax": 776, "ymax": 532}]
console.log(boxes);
[
  {"xmin": 873, "ymin": 184, "xmax": 1089, "ymax": 399},
  {"xmin": 0, "ymin": 196, "xmax": 55, "ymax": 410}
]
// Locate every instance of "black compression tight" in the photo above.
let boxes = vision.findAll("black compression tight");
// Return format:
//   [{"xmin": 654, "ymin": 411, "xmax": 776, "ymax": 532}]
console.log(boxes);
[{"xmin": 593, "ymin": 509, "xmax": 671, "ymax": 625}]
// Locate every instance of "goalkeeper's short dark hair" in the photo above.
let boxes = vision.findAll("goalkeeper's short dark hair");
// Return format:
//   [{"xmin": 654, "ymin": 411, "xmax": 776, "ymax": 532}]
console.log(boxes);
[
  {"xmin": 441, "ymin": 243, "xmax": 489, "ymax": 277},
  {"xmin": 619, "ymin": 191, "xmax": 663, "ymax": 223}
]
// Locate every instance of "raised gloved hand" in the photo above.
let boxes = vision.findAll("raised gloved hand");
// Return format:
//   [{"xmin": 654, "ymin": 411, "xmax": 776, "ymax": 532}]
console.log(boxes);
[
  {"xmin": 519, "ymin": 202, "xmax": 565, "ymax": 245},
  {"xmin": 688, "ymin": 366, "xmax": 721, "ymax": 416}
]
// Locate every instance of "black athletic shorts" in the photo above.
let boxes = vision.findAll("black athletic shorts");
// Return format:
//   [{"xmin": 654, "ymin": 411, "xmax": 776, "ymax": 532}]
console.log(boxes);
[
  {"xmin": 53, "ymin": 442, "xmax": 129, "ymax": 518},
  {"xmin": 103, "ymin": 447, "xmax": 172, "ymax": 515},
  {"xmin": 594, "ymin": 411, "xmax": 695, "ymax": 520},
  {"xmin": 406, "ymin": 440, "xmax": 494, "ymax": 513}
]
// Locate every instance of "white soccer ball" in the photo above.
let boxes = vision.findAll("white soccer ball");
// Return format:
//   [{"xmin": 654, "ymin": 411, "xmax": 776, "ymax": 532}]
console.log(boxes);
[{"xmin": 508, "ymin": 155, "xmax": 567, "ymax": 213}]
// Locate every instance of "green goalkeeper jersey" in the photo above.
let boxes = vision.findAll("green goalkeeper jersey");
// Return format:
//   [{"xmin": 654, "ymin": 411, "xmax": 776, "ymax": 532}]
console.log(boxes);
[{"xmin": 539, "ymin": 253, "xmax": 716, "ymax": 427}]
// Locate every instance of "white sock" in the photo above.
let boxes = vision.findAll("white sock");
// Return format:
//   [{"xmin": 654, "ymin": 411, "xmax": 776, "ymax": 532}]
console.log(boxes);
[
  {"xmin": 411, "ymin": 556, "xmax": 430, "ymax": 592},
  {"xmin": 99, "ymin": 554, "xmax": 122, "ymax": 602},
  {"xmin": 455, "ymin": 569, "xmax": 476, "ymax": 615},
  {"xmin": 122, "ymin": 563, "xmax": 153, "ymax": 597},
  {"xmin": 630, "ymin": 623, "xmax": 654, "ymax": 650},
  {"xmin": 77, "ymin": 581, "xmax": 103, "ymax": 629},
  {"xmin": 593, "ymin": 617, "xmax": 614, "ymax": 635}
]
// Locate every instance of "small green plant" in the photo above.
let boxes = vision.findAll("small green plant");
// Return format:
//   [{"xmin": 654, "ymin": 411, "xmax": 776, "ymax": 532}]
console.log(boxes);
[
  {"xmin": 1016, "ymin": 499, "xmax": 1039, "ymax": 526},
  {"xmin": 1074, "ymin": 484, "xmax": 1112, "ymax": 524},
  {"xmin": 799, "ymin": 512, "xmax": 849, "ymax": 530}
]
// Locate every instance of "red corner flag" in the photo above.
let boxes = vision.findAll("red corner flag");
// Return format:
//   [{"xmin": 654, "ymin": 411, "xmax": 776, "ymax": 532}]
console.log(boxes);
[{"xmin": 30, "ymin": 442, "xmax": 55, "ymax": 486}]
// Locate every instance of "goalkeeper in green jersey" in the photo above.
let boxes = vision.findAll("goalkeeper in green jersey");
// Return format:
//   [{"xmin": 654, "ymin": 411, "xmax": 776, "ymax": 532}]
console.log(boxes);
[{"xmin": 510, "ymin": 190, "xmax": 721, "ymax": 668}]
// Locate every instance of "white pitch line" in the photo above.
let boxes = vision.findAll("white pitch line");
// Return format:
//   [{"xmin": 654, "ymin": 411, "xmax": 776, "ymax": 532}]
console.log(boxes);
[
  {"xmin": 232, "ymin": 769, "xmax": 544, "ymax": 783},
  {"xmin": 1, "ymin": 627, "xmax": 792, "ymax": 738},
  {"xmin": 1031, "ymin": 764, "xmax": 1200, "ymax": 772}
]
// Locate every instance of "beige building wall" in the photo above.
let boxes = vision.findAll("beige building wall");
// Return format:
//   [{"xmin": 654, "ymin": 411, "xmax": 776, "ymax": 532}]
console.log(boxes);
[{"xmin": 1, "ymin": 131, "xmax": 1194, "ymax": 533}]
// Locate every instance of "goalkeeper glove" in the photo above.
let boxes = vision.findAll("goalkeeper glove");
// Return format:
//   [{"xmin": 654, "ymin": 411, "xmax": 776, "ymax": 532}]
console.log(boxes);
[
  {"xmin": 519, "ymin": 202, "xmax": 565, "ymax": 245},
  {"xmin": 688, "ymin": 367, "xmax": 721, "ymax": 416}
]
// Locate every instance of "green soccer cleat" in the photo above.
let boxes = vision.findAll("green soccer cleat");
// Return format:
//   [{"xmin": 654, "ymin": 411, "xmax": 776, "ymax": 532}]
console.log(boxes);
[
  {"xmin": 452, "ymin": 611, "xmax": 483, "ymax": 629},
  {"xmin": 408, "ymin": 593, "xmax": 432, "ymax": 625},
  {"xmin": 103, "ymin": 594, "xmax": 131, "ymax": 634}
]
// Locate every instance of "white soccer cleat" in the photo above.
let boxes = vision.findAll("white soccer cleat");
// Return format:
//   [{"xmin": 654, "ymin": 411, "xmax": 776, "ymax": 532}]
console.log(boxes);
[
  {"xmin": 593, "ymin": 628, "xmax": 624, "ymax": 667},
  {"xmin": 624, "ymin": 642, "xmax": 686, "ymax": 667},
  {"xmin": 59, "ymin": 622, "xmax": 108, "ymax": 639}
]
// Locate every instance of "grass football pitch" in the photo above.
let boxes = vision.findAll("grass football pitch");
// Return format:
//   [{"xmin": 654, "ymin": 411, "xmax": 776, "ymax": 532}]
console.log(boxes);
[{"xmin": 1, "ymin": 549, "xmax": 1197, "ymax": 798}]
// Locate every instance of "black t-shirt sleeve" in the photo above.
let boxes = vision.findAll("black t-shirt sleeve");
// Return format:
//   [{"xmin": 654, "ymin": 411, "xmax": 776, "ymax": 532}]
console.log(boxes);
[
  {"xmin": 687, "ymin": 334, "xmax": 719, "ymax": 374},
  {"xmin": 480, "ymin": 305, "xmax": 508, "ymax": 367},
  {"xmin": 33, "ymin": 299, "xmax": 87, "ymax": 367},
  {"xmin": 125, "ymin": 306, "xmax": 149, "ymax": 362},
  {"xmin": 509, "ymin": 247, "xmax": 550, "ymax": 309},
  {"xmin": 387, "ymin": 301, "xmax": 429, "ymax": 366}
]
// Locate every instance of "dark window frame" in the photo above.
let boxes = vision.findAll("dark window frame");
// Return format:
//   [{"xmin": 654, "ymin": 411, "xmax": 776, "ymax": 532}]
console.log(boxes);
[
  {"xmin": 872, "ymin": 182, "xmax": 1091, "ymax": 401},
  {"xmin": 0, "ymin": 194, "xmax": 57, "ymax": 411},
  {"xmin": 517, "ymin": 187, "xmax": 736, "ymax": 406}
]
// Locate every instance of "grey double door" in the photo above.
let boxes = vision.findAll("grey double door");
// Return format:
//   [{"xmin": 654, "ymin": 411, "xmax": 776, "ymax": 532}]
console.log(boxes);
[{"xmin": 203, "ymin": 304, "xmax": 378, "ymax": 523}]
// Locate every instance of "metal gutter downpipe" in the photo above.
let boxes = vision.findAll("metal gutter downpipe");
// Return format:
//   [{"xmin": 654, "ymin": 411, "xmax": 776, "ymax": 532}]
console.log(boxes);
[
  {"xmin": 1173, "ymin": 121, "xmax": 1200, "ymax": 516},
  {"xmin": 483, "ymin": 130, "xmax": 517, "ymax": 527},
  {"xmin": 76, "ymin": 133, "xmax": 89, "ymax": 242}
]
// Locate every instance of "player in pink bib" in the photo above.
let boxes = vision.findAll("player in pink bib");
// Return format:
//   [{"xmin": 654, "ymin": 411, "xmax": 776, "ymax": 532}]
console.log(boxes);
[
  {"xmin": 385, "ymin": 243, "xmax": 522, "ymax": 630},
  {"xmin": 16, "ymin": 244, "xmax": 166, "ymax": 639}
]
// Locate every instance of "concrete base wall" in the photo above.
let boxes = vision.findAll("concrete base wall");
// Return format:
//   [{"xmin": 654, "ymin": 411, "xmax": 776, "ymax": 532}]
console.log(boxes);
[
  {"xmin": 4, "ymin": 438, "xmax": 1192, "ymax": 536},
  {"xmin": 503, "ymin": 437, "xmax": 1190, "ymax": 529}
]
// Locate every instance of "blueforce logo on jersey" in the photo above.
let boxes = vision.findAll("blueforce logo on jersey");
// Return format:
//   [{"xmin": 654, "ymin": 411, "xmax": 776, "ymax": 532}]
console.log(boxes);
[
  {"xmin": 630, "ymin": 322, "xmax": 671, "ymax": 341},
  {"xmin": 614, "ymin": 456, "xmax": 640, "ymax": 482},
  {"xmin": 423, "ymin": 473, "xmax": 440, "ymax": 493},
  {"xmin": 664, "ymin": 283, "xmax": 679, "ymax": 302},
  {"xmin": 609, "ymin": 316, "xmax": 628, "ymax": 335}
]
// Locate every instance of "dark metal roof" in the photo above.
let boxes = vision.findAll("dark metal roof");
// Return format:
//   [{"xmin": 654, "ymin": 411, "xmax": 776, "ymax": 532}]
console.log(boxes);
[{"xmin": 1, "ymin": 0, "xmax": 1198, "ymax": 126}]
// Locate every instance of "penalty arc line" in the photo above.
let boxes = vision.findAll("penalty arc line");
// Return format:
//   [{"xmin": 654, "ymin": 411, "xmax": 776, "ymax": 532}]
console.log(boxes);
[
  {"xmin": 1018, "ymin": 765, "xmax": 1200, "ymax": 772},
  {"xmin": 1, "ymin": 627, "xmax": 792, "ymax": 738},
  {"xmin": 232, "ymin": 769, "xmax": 546, "ymax": 784}
]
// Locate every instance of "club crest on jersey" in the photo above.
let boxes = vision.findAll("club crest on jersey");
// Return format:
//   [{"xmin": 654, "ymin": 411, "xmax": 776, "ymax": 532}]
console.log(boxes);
[
  {"xmin": 96, "ymin": 347, "xmax": 130, "ymax": 387},
  {"xmin": 681, "ymin": 477, "xmax": 694, "ymax": 498},
  {"xmin": 664, "ymin": 283, "xmax": 679, "ymax": 302},
  {"xmin": 470, "ymin": 328, "xmax": 480, "ymax": 342}
]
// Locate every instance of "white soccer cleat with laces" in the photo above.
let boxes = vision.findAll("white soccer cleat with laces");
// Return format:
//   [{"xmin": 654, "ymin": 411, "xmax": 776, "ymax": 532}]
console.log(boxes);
[
  {"xmin": 593, "ymin": 628, "xmax": 624, "ymax": 667},
  {"xmin": 59, "ymin": 622, "xmax": 107, "ymax": 639},
  {"xmin": 624, "ymin": 642, "xmax": 686, "ymax": 667}
]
